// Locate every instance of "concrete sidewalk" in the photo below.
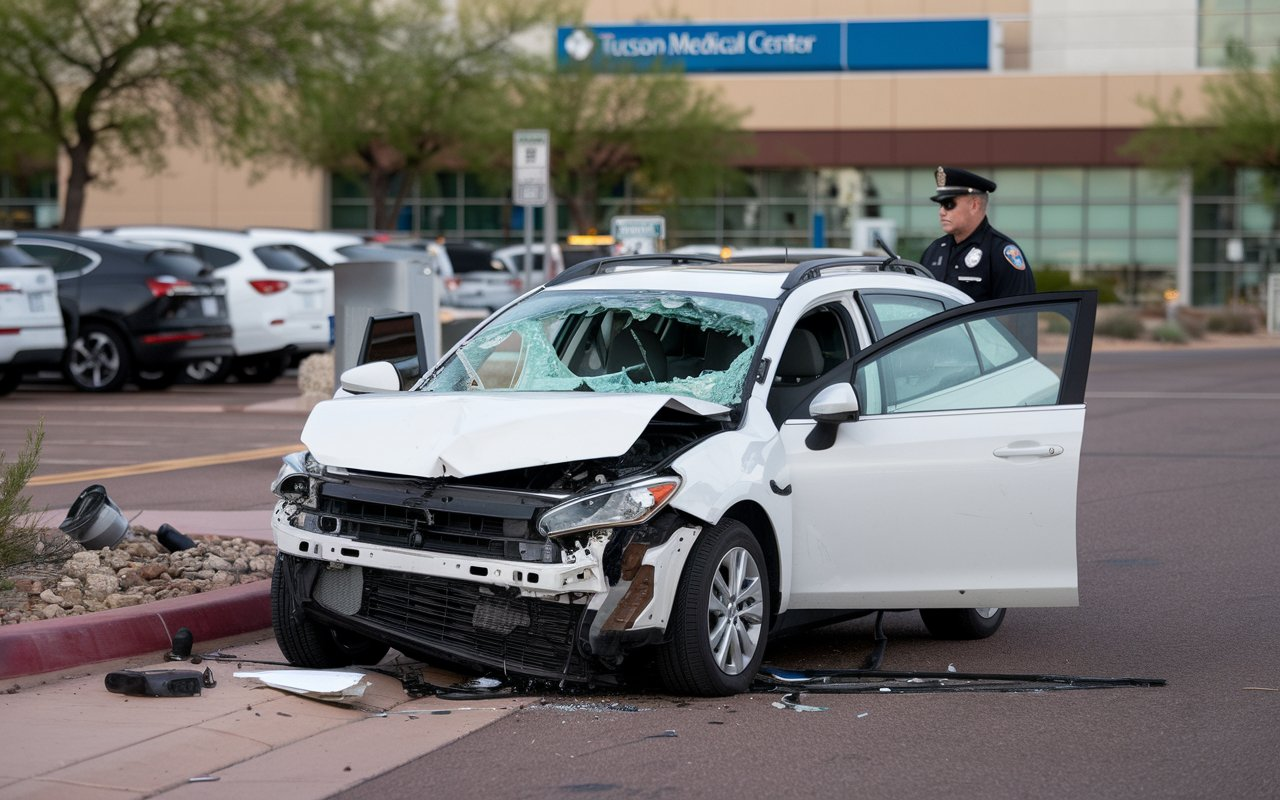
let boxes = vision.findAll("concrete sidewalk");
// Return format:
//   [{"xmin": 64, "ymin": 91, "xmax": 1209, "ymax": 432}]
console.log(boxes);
[{"xmin": 0, "ymin": 638, "xmax": 515, "ymax": 799}]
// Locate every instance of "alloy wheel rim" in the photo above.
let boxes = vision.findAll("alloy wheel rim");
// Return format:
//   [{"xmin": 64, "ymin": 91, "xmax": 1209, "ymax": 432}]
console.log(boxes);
[
  {"xmin": 69, "ymin": 332, "xmax": 120, "ymax": 388},
  {"xmin": 707, "ymin": 545, "xmax": 764, "ymax": 675},
  {"xmin": 975, "ymin": 607, "xmax": 1001, "ymax": 619}
]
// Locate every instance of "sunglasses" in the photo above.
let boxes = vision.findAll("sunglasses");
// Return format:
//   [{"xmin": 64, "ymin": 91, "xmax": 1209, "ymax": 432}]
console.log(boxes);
[{"xmin": 939, "ymin": 199, "xmax": 958, "ymax": 211}]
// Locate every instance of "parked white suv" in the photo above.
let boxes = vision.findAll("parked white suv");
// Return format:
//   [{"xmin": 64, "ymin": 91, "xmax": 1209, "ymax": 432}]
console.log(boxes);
[
  {"xmin": 0, "ymin": 233, "xmax": 66, "ymax": 396},
  {"xmin": 84, "ymin": 227, "xmax": 334, "ymax": 383},
  {"xmin": 270, "ymin": 252, "xmax": 1097, "ymax": 695}
]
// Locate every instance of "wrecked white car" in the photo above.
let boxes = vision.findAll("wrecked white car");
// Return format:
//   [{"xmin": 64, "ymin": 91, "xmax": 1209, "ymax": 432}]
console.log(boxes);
[{"xmin": 271, "ymin": 253, "xmax": 1096, "ymax": 695}]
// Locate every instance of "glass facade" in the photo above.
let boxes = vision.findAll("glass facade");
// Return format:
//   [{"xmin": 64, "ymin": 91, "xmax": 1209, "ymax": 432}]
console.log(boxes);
[
  {"xmin": 1198, "ymin": 0, "xmax": 1280, "ymax": 67},
  {"xmin": 0, "ymin": 171, "xmax": 59, "ymax": 229},
  {"xmin": 329, "ymin": 165, "xmax": 1280, "ymax": 305}
]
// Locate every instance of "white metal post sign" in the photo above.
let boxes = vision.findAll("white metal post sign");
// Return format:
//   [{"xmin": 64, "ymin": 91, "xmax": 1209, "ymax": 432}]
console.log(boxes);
[{"xmin": 513, "ymin": 129, "xmax": 549, "ymax": 207}]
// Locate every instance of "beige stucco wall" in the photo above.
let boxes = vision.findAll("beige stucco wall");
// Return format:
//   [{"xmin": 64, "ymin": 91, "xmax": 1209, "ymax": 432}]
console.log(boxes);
[
  {"xmin": 72, "ymin": 145, "xmax": 326, "ymax": 231},
  {"xmin": 700, "ymin": 71, "xmax": 1212, "ymax": 130}
]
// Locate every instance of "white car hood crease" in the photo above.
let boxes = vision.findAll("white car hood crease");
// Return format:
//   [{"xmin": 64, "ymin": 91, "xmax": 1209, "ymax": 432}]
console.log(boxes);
[{"xmin": 302, "ymin": 392, "xmax": 731, "ymax": 478}]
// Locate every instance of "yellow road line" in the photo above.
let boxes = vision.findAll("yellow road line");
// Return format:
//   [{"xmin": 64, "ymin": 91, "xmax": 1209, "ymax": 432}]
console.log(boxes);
[{"xmin": 29, "ymin": 444, "xmax": 301, "ymax": 487}]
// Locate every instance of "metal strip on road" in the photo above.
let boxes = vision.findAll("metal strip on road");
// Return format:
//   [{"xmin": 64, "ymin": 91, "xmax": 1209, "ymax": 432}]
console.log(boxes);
[
  {"xmin": 1089, "ymin": 391, "xmax": 1280, "ymax": 401},
  {"xmin": 28, "ymin": 443, "xmax": 301, "ymax": 486}
]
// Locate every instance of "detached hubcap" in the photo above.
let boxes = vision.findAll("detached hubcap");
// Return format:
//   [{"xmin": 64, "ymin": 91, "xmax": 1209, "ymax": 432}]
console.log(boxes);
[{"xmin": 707, "ymin": 546, "xmax": 764, "ymax": 675}]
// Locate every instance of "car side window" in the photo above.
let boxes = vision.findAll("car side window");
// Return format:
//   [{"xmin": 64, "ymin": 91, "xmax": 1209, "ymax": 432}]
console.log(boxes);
[
  {"xmin": 855, "ymin": 305, "xmax": 1073, "ymax": 415},
  {"xmin": 860, "ymin": 293, "xmax": 947, "ymax": 340},
  {"xmin": 16, "ymin": 242, "xmax": 95, "ymax": 276},
  {"xmin": 769, "ymin": 302, "xmax": 855, "ymax": 424}
]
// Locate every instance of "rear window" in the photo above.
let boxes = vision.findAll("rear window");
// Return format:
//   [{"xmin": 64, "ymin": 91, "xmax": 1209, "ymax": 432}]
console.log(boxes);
[
  {"xmin": 254, "ymin": 245, "xmax": 317, "ymax": 272},
  {"xmin": 146, "ymin": 250, "xmax": 208, "ymax": 278},
  {"xmin": 446, "ymin": 245, "xmax": 500, "ymax": 274},
  {"xmin": 196, "ymin": 245, "xmax": 240, "ymax": 269},
  {"xmin": 0, "ymin": 243, "xmax": 44, "ymax": 268}
]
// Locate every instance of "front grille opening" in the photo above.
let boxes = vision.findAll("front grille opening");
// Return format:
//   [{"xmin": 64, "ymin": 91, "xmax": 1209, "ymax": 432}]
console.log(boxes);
[
  {"xmin": 358, "ymin": 569, "xmax": 588, "ymax": 676},
  {"xmin": 316, "ymin": 492, "xmax": 560, "ymax": 563}
]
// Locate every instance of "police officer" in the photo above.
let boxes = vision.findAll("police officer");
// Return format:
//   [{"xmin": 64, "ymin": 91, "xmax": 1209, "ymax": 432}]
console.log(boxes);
[{"xmin": 920, "ymin": 166, "xmax": 1034, "ymax": 301}]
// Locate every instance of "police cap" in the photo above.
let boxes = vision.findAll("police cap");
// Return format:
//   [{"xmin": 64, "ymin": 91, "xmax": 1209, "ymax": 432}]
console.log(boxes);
[{"xmin": 931, "ymin": 166, "xmax": 997, "ymax": 203}]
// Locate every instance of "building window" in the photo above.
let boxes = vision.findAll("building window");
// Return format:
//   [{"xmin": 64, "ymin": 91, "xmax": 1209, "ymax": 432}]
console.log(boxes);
[{"xmin": 1199, "ymin": 0, "xmax": 1280, "ymax": 67}]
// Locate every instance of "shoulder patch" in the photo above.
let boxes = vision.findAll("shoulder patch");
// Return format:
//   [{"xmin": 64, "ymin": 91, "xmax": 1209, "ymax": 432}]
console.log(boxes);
[{"xmin": 1003, "ymin": 245, "xmax": 1026, "ymax": 270}]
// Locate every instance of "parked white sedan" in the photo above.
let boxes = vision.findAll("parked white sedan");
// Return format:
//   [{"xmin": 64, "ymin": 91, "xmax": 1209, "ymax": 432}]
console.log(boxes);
[
  {"xmin": 269, "ymin": 252, "xmax": 1096, "ymax": 695},
  {"xmin": 0, "ymin": 233, "xmax": 66, "ymax": 395}
]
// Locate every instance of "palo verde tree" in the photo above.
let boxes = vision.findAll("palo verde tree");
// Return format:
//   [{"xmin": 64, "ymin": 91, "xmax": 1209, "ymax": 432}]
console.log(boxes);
[
  {"xmin": 0, "ymin": 0, "xmax": 370, "ymax": 230},
  {"xmin": 1125, "ymin": 40, "xmax": 1280, "ymax": 233},
  {"xmin": 496, "ymin": 61, "xmax": 749, "ymax": 234},
  {"xmin": 255, "ymin": 0, "xmax": 567, "ymax": 232}
]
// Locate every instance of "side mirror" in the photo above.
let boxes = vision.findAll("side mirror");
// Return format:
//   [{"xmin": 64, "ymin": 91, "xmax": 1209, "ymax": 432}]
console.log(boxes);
[
  {"xmin": 806, "ymin": 383, "xmax": 859, "ymax": 451},
  {"xmin": 339, "ymin": 361, "xmax": 402, "ymax": 394}
]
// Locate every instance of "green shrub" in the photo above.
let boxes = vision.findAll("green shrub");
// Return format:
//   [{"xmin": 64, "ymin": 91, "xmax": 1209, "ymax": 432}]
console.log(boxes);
[
  {"xmin": 1035, "ymin": 268, "xmax": 1121, "ymax": 304},
  {"xmin": 1206, "ymin": 306, "xmax": 1259, "ymax": 334},
  {"xmin": 1095, "ymin": 308, "xmax": 1144, "ymax": 339},
  {"xmin": 1151, "ymin": 321, "xmax": 1190, "ymax": 344},
  {"xmin": 1, "ymin": 421, "xmax": 75, "ymax": 579},
  {"xmin": 1175, "ymin": 308, "xmax": 1208, "ymax": 339}
]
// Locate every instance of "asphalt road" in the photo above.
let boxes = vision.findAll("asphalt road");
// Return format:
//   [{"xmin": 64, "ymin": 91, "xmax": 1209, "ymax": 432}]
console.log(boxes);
[{"xmin": 1, "ymin": 349, "xmax": 1278, "ymax": 799}]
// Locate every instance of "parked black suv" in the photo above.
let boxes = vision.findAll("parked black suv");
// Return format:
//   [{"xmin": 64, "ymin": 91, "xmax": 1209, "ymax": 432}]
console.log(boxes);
[{"xmin": 16, "ymin": 233, "xmax": 233, "ymax": 392}]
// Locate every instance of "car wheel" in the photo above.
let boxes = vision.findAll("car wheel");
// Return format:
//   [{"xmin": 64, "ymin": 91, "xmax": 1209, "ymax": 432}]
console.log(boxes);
[
  {"xmin": 0, "ymin": 369, "xmax": 23, "ymax": 397},
  {"xmin": 64, "ymin": 324, "xmax": 131, "ymax": 392},
  {"xmin": 133, "ymin": 368, "xmax": 181, "ymax": 391},
  {"xmin": 271, "ymin": 555, "xmax": 390, "ymax": 667},
  {"xmin": 234, "ymin": 353, "xmax": 287, "ymax": 384},
  {"xmin": 655, "ymin": 518, "xmax": 771, "ymax": 696},
  {"xmin": 184, "ymin": 356, "xmax": 232, "ymax": 384},
  {"xmin": 919, "ymin": 607, "xmax": 1007, "ymax": 640}
]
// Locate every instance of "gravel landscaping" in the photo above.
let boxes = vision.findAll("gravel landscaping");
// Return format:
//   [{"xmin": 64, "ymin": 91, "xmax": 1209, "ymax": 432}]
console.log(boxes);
[{"xmin": 0, "ymin": 529, "xmax": 276, "ymax": 625}]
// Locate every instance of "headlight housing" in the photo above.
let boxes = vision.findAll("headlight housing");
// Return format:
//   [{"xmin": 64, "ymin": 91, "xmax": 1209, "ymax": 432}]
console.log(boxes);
[
  {"xmin": 272, "ymin": 450, "xmax": 320, "ymax": 503},
  {"xmin": 537, "ymin": 477, "xmax": 681, "ymax": 537}
]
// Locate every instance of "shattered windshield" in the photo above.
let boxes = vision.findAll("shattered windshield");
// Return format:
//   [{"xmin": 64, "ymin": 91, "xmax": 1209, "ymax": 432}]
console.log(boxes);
[{"xmin": 418, "ymin": 290, "xmax": 772, "ymax": 406}]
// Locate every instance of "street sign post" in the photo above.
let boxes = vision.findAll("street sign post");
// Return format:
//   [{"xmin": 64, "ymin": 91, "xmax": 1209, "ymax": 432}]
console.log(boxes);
[{"xmin": 513, "ymin": 130, "xmax": 550, "ymax": 289}]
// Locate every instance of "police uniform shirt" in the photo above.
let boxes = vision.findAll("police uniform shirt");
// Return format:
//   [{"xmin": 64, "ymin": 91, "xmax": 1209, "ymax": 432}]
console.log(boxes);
[{"xmin": 920, "ymin": 218, "xmax": 1035, "ymax": 302}]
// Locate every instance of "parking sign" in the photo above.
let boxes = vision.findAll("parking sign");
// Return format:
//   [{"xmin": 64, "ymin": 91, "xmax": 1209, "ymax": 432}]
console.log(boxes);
[{"xmin": 513, "ymin": 130, "xmax": 549, "ymax": 207}]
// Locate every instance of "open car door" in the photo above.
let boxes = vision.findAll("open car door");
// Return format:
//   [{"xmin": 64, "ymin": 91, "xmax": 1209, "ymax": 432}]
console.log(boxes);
[{"xmin": 780, "ymin": 291, "xmax": 1096, "ymax": 611}]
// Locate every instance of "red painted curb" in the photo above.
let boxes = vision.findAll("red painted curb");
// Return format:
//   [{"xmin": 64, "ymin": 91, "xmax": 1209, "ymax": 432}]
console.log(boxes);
[{"xmin": 0, "ymin": 580, "xmax": 271, "ymax": 680}]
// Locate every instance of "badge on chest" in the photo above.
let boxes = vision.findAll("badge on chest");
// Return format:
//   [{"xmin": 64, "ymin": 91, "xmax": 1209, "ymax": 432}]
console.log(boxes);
[{"xmin": 964, "ymin": 248, "xmax": 982, "ymax": 268}]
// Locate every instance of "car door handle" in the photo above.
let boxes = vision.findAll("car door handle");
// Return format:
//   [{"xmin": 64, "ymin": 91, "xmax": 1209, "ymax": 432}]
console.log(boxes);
[{"xmin": 993, "ymin": 444, "xmax": 1063, "ymax": 459}]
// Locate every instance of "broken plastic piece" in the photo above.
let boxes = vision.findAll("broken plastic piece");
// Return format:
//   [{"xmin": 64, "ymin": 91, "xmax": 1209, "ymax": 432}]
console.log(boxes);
[
  {"xmin": 188, "ymin": 776, "xmax": 220, "ymax": 783},
  {"xmin": 166, "ymin": 627, "xmax": 194, "ymax": 661},
  {"xmin": 105, "ymin": 669, "xmax": 207, "ymax": 697},
  {"xmin": 234, "ymin": 669, "xmax": 370, "ymax": 703},
  {"xmin": 777, "ymin": 692, "xmax": 828, "ymax": 712},
  {"xmin": 157, "ymin": 523, "xmax": 196, "ymax": 552}
]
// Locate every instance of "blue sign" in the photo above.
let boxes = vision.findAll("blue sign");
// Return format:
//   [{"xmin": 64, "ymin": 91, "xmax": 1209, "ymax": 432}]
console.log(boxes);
[{"xmin": 557, "ymin": 19, "xmax": 989, "ymax": 73}]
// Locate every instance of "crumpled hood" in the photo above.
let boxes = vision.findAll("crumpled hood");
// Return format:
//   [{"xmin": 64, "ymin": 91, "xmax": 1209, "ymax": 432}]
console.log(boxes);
[{"xmin": 301, "ymin": 392, "xmax": 730, "ymax": 478}]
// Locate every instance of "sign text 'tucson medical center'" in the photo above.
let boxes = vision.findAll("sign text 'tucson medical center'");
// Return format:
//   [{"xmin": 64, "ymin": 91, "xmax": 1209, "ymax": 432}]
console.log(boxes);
[{"xmin": 557, "ymin": 20, "xmax": 992, "ymax": 73}]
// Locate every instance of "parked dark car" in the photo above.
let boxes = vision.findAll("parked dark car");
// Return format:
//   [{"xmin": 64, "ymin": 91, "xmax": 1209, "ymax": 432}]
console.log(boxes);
[{"xmin": 16, "ymin": 233, "xmax": 233, "ymax": 392}]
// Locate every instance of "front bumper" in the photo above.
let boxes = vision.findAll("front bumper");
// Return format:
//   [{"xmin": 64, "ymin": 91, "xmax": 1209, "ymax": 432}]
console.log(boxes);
[{"xmin": 272, "ymin": 500, "xmax": 702, "ymax": 682}]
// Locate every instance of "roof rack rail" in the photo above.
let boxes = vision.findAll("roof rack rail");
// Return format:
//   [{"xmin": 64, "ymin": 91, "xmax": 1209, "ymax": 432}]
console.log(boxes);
[
  {"xmin": 779, "ymin": 254, "xmax": 934, "ymax": 290},
  {"xmin": 545, "ymin": 253, "xmax": 722, "ymax": 286}
]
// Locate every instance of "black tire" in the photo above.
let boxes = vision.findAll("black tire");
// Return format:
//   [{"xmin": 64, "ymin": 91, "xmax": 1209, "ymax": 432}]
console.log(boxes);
[
  {"xmin": 655, "ymin": 519, "xmax": 771, "ymax": 696},
  {"xmin": 919, "ymin": 607, "xmax": 1007, "ymax": 640},
  {"xmin": 234, "ymin": 353, "xmax": 287, "ymax": 384},
  {"xmin": 133, "ymin": 368, "xmax": 181, "ymax": 391},
  {"xmin": 63, "ymin": 323, "xmax": 131, "ymax": 392},
  {"xmin": 0, "ymin": 369, "xmax": 23, "ymax": 397},
  {"xmin": 184, "ymin": 356, "xmax": 232, "ymax": 384},
  {"xmin": 271, "ymin": 555, "xmax": 390, "ymax": 668}
]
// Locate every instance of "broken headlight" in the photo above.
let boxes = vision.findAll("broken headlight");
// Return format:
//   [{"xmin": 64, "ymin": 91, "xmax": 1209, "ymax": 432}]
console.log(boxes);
[
  {"xmin": 537, "ymin": 476, "xmax": 680, "ymax": 537},
  {"xmin": 272, "ymin": 450, "xmax": 320, "ymax": 504}
]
